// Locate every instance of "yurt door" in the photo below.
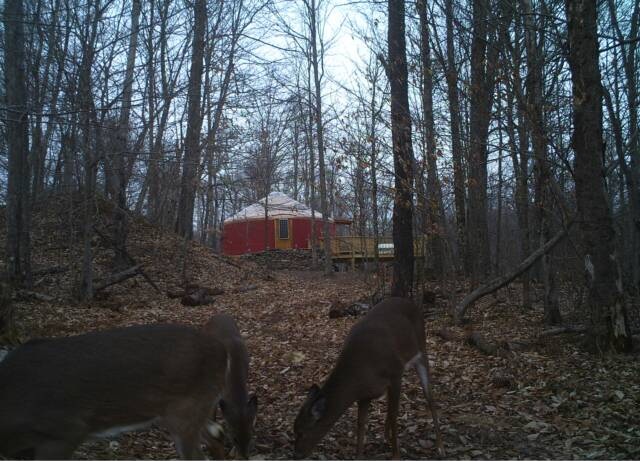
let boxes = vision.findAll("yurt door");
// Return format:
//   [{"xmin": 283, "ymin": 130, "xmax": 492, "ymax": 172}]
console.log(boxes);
[{"xmin": 275, "ymin": 219, "xmax": 292, "ymax": 249}]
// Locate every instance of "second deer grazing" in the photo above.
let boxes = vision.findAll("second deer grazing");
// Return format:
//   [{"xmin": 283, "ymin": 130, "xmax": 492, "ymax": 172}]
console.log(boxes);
[
  {"xmin": 204, "ymin": 313, "xmax": 257, "ymax": 459},
  {"xmin": 0, "ymin": 322, "xmax": 228, "ymax": 460},
  {"xmin": 293, "ymin": 297, "xmax": 444, "ymax": 459}
]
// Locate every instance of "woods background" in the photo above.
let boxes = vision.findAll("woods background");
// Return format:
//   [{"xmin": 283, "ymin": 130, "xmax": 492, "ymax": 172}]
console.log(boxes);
[{"xmin": 1, "ymin": 0, "xmax": 639, "ymax": 353}]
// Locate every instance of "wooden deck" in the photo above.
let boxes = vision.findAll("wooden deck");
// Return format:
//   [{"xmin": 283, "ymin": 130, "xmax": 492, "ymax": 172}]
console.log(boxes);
[{"xmin": 324, "ymin": 236, "xmax": 426, "ymax": 262}]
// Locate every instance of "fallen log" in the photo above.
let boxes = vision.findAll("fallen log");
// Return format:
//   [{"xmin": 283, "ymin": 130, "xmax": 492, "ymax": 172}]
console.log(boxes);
[
  {"xmin": 539, "ymin": 325, "xmax": 640, "ymax": 338},
  {"xmin": 93, "ymin": 265, "xmax": 141, "ymax": 292},
  {"xmin": 93, "ymin": 226, "xmax": 161, "ymax": 293},
  {"xmin": 465, "ymin": 331, "xmax": 502, "ymax": 356},
  {"xmin": 435, "ymin": 327, "xmax": 462, "ymax": 342},
  {"xmin": 17, "ymin": 290, "xmax": 56, "ymax": 302},
  {"xmin": 329, "ymin": 302, "xmax": 371, "ymax": 319},
  {"xmin": 539, "ymin": 325, "xmax": 586, "ymax": 337},
  {"xmin": 232, "ymin": 284, "xmax": 258, "ymax": 294},
  {"xmin": 168, "ymin": 285, "xmax": 225, "ymax": 300},
  {"xmin": 455, "ymin": 222, "xmax": 573, "ymax": 323},
  {"xmin": 181, "ymin": 288, "xmax": 216, "ymax": 307},
  {"xmin": 32, "ymin": 265, "xmax": 69, "ymax": 277}
]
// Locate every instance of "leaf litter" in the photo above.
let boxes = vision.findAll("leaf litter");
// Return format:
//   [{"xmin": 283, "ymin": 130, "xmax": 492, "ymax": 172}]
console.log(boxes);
[{"xmin": 2, "ymin": 198, "xmax": 639, "ymax": 460}]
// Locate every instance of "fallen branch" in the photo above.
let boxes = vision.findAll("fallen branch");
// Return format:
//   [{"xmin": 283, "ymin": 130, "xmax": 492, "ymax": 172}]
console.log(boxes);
[
  {"xmin": 93, "ymin": 226, "xmax": 161, "ymax": 293},
  {"xmin": 455, "ymin": 222, "xmax": 573, "ymax": 323},
  {"xmin": 540, "ymin": 325, "xmax": 586, "ymax": 337},
  {"xmin": 329, "ymin": 302, "xmax": 371, "ymax": 319},
  {"xmin": 232, "ymin": 284, "xmax": 258, "ymax": 294},
  {"xmin": 539, "ymin": 325, "xmax": 640, "ymax": 338},
  {"xmin": 32, "ymin": 265, "xmax": 69, "ymax": 277},
  {"xmin": 93, "ymin": 265, "xmax": 141, "ymax": 292},
  {"xmin": 17, "ymin": 290, "xmax": 56, "ymax": 302},
  {"xmin": 181, "ymin": 288, "xmax": 217, "ymax": 307},
  {"xmin": 465, "ymin": 331, "xmax": 503, "ymax": 356},
  {"xmin": 435, "ymin": 327, "xmax": 462, "ymax": 342}
]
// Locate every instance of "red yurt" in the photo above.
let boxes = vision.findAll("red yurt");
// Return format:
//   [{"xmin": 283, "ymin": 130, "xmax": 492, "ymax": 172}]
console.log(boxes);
[{"xmin": 222, "ymin": 192, "xmax": 336, "ymax": 255}]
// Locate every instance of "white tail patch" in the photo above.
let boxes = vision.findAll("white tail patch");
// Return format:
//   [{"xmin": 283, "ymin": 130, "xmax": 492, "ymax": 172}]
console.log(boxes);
[
  {"xmin": 90, "ymin": 419, "xmax": 157, "ymax": 439},
  {"xmin": 415, "ymin": 361, "xmax": 429, "ymax": 389},
  {"xmin": 405, "ymin": 352, "xmax": 422, "ymax": 371},
  {"xmin": 205, "ymin": 420, "xmax": 225, "ymax": 441}
]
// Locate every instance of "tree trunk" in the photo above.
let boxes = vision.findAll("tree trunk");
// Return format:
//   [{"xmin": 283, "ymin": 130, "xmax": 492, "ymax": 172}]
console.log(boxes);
[
  {"xmin": 308, "ymin": 0, "xmax": 332, "ymax": 275},
  {"xmin": 418, "ymin": 0, "xmax": 445, "ymax": 278},
  {"xmin": 565, "ymin": 0, "xmax": 632, "ymax": 353},
  {"xmin": 111, "ymin": 0, "xmax": 141, "ymax": 268},
  {"xmin": 176, "ymin": 0, "xmax": 207, "ymax": 239},
  {"xmin": 77, "ymin": 0, "xmax": 102, "ymax": 301},
  {"xmin": 388, "ymin": 0, "xmax": 414, "ymax": 297},
  {"xmin": 443, "ymin": 0, "xmax": 467, "ymax": 274},
  {"xmin": 4, "ymin": 0, "xmax": 32, "ymax": 286},
  {"xmin": 467, "ymin": 0, "xmax": 493, "ymax": 284},
  {"xmin": 522, "ymin": 0, "xmax": 561, "ymax": 324}
]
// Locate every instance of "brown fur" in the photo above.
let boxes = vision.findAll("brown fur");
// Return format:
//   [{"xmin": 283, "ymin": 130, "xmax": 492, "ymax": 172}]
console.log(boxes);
[
  {"xmin": 293, "ymin": 297, "xmax": 443, "ymax": 458},
  {"xmin": 0, "ymin": 323, "xmax": 227, "ymax": 460}
]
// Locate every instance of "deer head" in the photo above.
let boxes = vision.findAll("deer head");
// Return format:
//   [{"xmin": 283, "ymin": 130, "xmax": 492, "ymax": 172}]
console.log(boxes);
[
  {"xmin": 293, "ymin": 384, "xmax": 332, "ymax": 459},
  {"xmin": 220, "ymin": 393, "xmax": 258, "ymax": 459}
]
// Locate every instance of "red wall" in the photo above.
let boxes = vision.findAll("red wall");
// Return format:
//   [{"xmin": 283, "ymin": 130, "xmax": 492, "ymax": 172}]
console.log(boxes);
[{"xmin": 222, "ymin": 218, "xmax": 336, "ymax": 255}]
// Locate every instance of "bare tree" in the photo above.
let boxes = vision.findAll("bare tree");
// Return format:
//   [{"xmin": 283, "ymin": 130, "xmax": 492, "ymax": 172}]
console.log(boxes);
[
  {"xmin": 176, "ymin": 0, "xmax": 207, "ymax": 239},
  {"xmin": 565, "ymin": 0, "xmax": 632, "ymax": 352},
  {"xmin": 4, "ymin": 0, "xmax": 32, "ymax": 285},
  {"xmin": 387, "ymin": 0, "xmax": 415, "ymax": 297}
]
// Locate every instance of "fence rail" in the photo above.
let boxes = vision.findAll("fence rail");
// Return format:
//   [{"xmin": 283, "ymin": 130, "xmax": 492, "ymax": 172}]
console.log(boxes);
[{"xmin": 322, "ymin": 236, "xmax": 427, "ymax": 260}]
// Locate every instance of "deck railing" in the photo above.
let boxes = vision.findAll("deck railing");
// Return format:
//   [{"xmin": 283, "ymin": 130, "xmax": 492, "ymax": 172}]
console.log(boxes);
[{"xmin": 322, "ymin": 235, "xmax": 427, "ymax": 260}]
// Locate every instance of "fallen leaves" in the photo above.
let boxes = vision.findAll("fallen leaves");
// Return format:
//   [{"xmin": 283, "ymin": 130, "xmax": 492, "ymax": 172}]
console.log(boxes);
[{"xmin": 3, "ymin": 199, "xmax": 640, "ymax": 460}]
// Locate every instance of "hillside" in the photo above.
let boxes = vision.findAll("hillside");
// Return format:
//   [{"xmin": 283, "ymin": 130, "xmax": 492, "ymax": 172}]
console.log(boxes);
[{"xmin": 1, "ymin": 196, "xmax": 639, "ymax": 460}]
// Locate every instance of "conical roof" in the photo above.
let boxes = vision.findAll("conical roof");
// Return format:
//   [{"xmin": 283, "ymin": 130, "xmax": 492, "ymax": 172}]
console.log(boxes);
[{"xmin": 224, "ymin": 192, "xmax": 332, "ymax": 223}]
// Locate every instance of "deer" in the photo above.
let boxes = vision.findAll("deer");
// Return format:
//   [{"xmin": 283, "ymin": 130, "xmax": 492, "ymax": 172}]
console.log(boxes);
[
  {"xmin": 203, "ymin": 313, "xmax": 258, "ymax": 459},
  {"xmin": 293, "ymin": 297, "xmax": 444, "ymax": 459},
  {"xmin": 0, "ymin": 322, "xmax": 229, "ymax": 460}
]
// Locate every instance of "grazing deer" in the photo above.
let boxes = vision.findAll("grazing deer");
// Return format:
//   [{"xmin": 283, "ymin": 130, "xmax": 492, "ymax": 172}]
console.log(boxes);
[
  {"xmin": 293, "ymin": 297, "xmax": 444, "ymax": 459},
  {"xmin": 0, "ymin": 323, "xmax": 228, "ymax": 460},
  {"xmin": 203, "ymin": 314, "xmax": 257, "ymax": 459}
]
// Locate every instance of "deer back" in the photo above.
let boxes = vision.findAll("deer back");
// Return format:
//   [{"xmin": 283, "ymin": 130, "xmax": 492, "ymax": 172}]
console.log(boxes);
[{"xmin": 0, "ymin": 324, "xmax": 227, "ymax": 459}]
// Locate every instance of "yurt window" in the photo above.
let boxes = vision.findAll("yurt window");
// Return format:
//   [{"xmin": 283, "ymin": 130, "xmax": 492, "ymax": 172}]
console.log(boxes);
[{"xmin": 278, "ymin": 219, "xmax": 289, "ymax": 239}]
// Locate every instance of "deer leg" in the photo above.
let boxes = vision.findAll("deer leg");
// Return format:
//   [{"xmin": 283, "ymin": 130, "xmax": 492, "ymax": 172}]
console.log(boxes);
[
  {"xmin": 173, "ymin": 430, "xmax": 207, "ymax": 460},
  {"xmin": 385, "ymin": 377, "xmax": 401, "ymax": 459},
  {"xmin": 34, "ymin": 439, "xmax": 78, "ymax": 460},
  {"xmin": 356, "ymin": 399, "xmax": 371, "ymax": 459},
  {"xmin": 415, "ymin": 356, "xmax": 444, "ymax": 456},
  {"xmin": 165, "ymin": 406, "xmax": 210, "ymax": 460}
]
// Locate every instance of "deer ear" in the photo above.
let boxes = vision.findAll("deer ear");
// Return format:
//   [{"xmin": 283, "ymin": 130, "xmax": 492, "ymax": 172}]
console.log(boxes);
[{"xmin": 310, "ymin": 395, "xmax": 326, "ymax": 421}]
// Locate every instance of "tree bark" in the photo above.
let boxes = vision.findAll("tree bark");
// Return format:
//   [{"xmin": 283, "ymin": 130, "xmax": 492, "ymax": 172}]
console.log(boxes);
[
  {"xmin": 111, "ymin": 0, "xmax": 141, "ymax": 268},
  {"xmin": 3, "ymin": 0, "xmax": 32, "ymax": 285},
  {"xmin": 308, "ymin": 0, "xmax": 333, "ymax": 275},
  {"xmin": 443, "ymin": 0, "xmax": 467, "ymax": 274},
  {"xmin": 522, "ymin": 0, "xmax": 561, "ymax": 324},
  {"xmin": 388, "ymin": 0, "xmax": 415, "ymax": 297},
  {"xmin": 565, "ymin": 0, "xmax": 632, "ymax": 353},
  {"xmin": 176, "ymin": 0, "xmax": 207, "ymax": 239},
  {"xmin": 467, "ymin": 0, "xmax": 495, "ymax": 283},
  {"xmin": 417, "ymin": 0, "xmax": 445, "ymax": 278}
]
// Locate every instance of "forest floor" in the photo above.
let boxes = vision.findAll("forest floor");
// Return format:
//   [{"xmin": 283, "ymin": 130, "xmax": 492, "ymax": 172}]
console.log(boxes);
[{"xmin": 3, "ymin": 196, "xmax": 640, "ymax": 460}]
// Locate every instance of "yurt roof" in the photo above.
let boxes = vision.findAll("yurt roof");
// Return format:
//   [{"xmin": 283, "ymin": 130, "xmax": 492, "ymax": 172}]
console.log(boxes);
[{"xmin": 224, "ymin": 192, "xmax": 332, "ymax": 223}]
